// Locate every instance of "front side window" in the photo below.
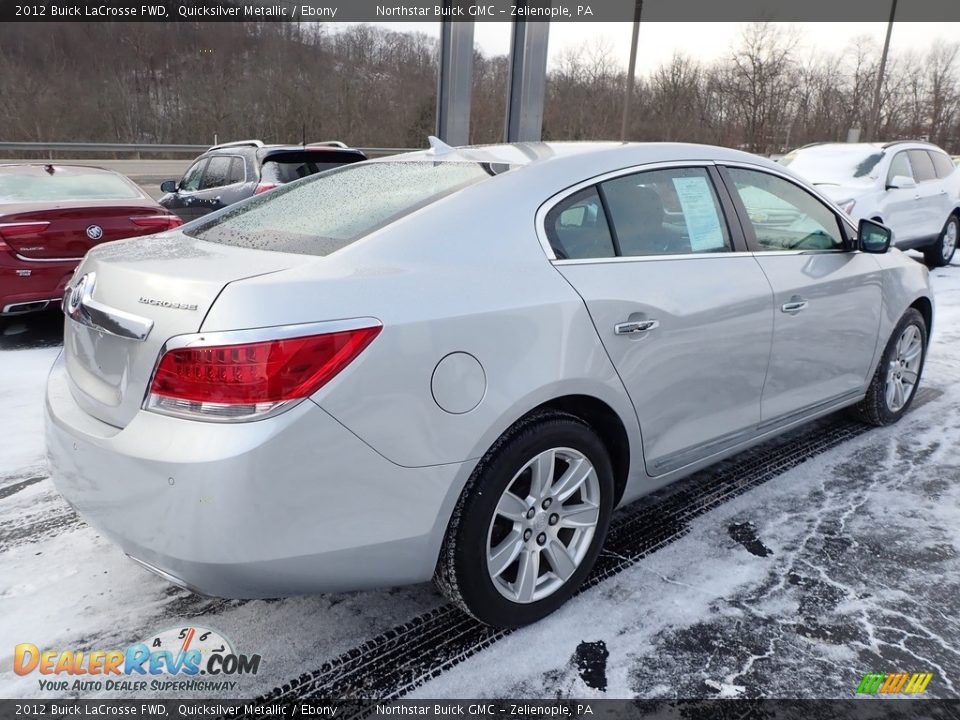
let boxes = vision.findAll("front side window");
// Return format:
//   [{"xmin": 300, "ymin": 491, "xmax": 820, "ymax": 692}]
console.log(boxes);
[
  {"xmin": 601, "ymin": 167, "xmax": 731, "ymax": 256},
  {"xmin": 179, "ymin": 160, "xmax": 206, "ymax": 192},
  {"xmin": 189, "ymin": 161, "xmax": 496, "ymax": 256},
  {"xmin": 908, "ymin": 150, "xmax": 937, "ymax": 183},
  {"xmin": 887, "ymin": 152, "xmax": 913, "ymax": 183},
  {"xmin": 728, "ymin": 168, "xmax": 844, "ymax": 251},
  {"xmin": 544, "ymin": 187, "xmax": 615, "ymax": 259}
]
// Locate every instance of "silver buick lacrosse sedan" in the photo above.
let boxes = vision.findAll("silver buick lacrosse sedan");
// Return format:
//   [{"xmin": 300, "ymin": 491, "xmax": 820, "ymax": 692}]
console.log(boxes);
[{"xmin": 46, "ymin": 141, "xmax": 933, "ymax": 627}]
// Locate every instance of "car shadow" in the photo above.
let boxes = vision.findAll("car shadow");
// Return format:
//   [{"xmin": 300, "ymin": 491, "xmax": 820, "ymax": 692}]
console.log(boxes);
[{"xmin": 0, "ymin": 310, "xmax": 64, "ymax": 351}]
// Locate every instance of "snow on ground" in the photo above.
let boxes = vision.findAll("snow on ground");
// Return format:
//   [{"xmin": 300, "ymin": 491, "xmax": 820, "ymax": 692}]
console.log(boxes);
[{"xmin": 0, "ymin": 254, "xmax": 958, "ymax": 701}]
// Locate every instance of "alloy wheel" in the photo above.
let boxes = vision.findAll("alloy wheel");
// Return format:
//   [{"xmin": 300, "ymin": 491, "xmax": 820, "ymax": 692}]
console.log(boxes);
[
  {"xmin": 885, "ymin": 324, "xmax": 923, "ymax": 412},
  {"xmin": 486, "ymin": 447, "xmax": 601, "ymax": 604}
]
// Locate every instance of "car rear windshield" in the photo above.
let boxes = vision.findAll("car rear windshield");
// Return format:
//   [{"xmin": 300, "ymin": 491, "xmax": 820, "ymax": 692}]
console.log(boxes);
[
  {"xmin": 0, "ymin": 168, "xmax": 142, "ymax": 202},
  {"xmin": 187, "ymin": 161, "xmax": 495, "ymax": 256},
  {"xmin": 260, "ymin": 151, "xmax": 362, "ymax": 184}
]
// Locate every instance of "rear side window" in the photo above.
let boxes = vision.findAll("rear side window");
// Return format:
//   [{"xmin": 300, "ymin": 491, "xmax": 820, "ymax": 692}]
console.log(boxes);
[
  {"xmin": 908, "ymin": 150, "xmax": 937, "ymax": 182},
  {"xmin": 200, "ymin": 156, "xmax": 235, "ymax": 190},
  {"xmin": 544, "ymin": 187, "xmax": 615, "ymax": 259},
  {"xmin": 188, "ymin": 161, "xmax": 494, "ymax": 256},
  {"xmin": 227, "ymin": 157, "xmax": 246, "ymax": 184},
  {"xmin": 260, "ymin": 151, "xmax": 362, "ymax": 184},
  {"xmin": 0, "ymin": 169, "xmax": 142, "ymax": 202},
  {"xmin": 930, "ymin": 151, "xmax": 956, "ymax": 179}
]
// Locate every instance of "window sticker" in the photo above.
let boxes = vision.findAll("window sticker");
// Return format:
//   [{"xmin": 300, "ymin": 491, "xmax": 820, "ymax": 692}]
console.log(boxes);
[{"xmin": 671, "ymin": 176, "xmax": 726, "ymax": 251}]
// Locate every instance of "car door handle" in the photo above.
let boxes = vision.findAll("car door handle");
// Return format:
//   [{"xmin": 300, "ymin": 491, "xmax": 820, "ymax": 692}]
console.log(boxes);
[
  {"xmin": 781, "ymin": 300, "xmax": 809, "ymax": 313},
  {"xmin": 615, "ymin": 319, "xmax": 659, "ymax": 335}
]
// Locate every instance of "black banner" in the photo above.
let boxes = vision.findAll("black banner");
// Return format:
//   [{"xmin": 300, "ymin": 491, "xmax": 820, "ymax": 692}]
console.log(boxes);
[
  {"xmin": 2, "ymin": 0, "xmax": 960, "ymax": 23},
  {"xmin": 3, "ymin": 699, "xmax": 960, "ymax": 720}
]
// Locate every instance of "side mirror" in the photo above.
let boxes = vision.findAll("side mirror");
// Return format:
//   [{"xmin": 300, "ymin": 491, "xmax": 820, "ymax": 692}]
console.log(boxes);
[
  {"xmin": 160, "ymin": 180, "xmax": 179, "ymax": 194},
  {"xmin": 858, "ymin": 218, "xmax": 892, "ymax": 254},
  {"xmin": 887, "ymin": 175, "xmax": 917, "ymax": 190}
]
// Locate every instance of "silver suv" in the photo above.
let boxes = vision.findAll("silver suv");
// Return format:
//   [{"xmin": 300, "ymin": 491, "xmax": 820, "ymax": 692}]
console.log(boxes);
[{"xmin": 781, "ymin": 141, "xmax": 960, "ymax": 267}]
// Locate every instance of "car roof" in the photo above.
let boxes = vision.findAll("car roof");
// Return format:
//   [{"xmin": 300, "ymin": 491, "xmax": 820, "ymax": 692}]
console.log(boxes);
[
  {"xmin": 379, "ymin": 141, "xmax": 784, "ymax": 188},
  {"xmin": 204, "ymin": 144, "xmax": 365, "ymax": 158},
  {"xmin": 792, "ymin": 141, "xmax": 948, "ymax": 153}
]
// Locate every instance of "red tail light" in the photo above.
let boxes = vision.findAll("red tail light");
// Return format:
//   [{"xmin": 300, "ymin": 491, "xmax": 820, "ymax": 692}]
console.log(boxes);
[
  {"xmin": 130, "ymin": 214, "xmax": 184, "ymax": 230},
  {"xmin": 254, "ymin": 183, "xmax": 278, "ymax": 195},
  {"xmin": 0, "ymin": 221, "xmax": 50, "ymax": 239},
  {"xmin": 145, "ymin": 325, "xmax": 381, "ymax": 421}
]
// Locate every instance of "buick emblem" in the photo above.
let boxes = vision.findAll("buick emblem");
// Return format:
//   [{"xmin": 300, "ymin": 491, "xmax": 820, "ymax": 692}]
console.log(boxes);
[
  {"xmin": 66, "ymin": 273, "xmax": 90, "ymax": 314},
  {"xmin": 86, "ymin": 225, "xmax": 103, "ymax": 240}
]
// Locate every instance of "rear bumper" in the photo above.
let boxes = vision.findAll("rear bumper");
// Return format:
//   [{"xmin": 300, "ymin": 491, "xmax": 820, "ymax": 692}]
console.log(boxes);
[
  {"xmin": 0, "ymin": 252, "xmax": 76, "ymax": 315},
  {"xmin": 45, "ymin": 353, "xmax": 470, "ymax": 597}
]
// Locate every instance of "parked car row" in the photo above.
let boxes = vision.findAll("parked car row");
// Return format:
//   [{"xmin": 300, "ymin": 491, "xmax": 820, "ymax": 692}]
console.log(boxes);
[
  {"xmin": 44, "ymin": 139, "xmax": 934, "ymax": 628},
  {"xmin": 0, "ymin": 140, "xmax": 365, "ymax": 317}
]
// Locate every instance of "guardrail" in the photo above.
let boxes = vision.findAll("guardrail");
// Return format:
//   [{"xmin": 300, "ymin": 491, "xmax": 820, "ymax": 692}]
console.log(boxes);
[{"xmin": 0, "ymin": 142, "xmax": 415, "ymax": 158}]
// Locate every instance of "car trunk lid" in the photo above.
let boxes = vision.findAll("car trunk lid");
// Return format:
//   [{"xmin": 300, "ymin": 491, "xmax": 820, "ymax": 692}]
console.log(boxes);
[
  {"xmin": 63, "ymin": 232, "xmax": 301, "ymax": 428},
  {"xmin": 0, "ymin": 203, "xmax": 178, "ymax": 260}
]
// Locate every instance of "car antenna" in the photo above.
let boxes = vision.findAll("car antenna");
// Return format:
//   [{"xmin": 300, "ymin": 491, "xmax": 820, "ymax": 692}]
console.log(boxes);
[
  {"xmin": 427, "ymin": 136, "xmax": 455, "ymax": 155},
  {"xmin": 44, "ymin": 164, "xmax": 55, "ymax": 174},
  {"xmin": 302, "ymin": 123, "xmax": 306, "ymax": 148}
]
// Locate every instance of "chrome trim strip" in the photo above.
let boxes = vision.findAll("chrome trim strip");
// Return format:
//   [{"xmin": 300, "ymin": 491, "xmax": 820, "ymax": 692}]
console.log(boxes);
[
  {"xmin": 160, "ymin": 317, "xmax": 382, "ymax": 351},
  {"xmin": 747, "ymin": 249, "xmax": 850, "ymax": 257},
  {"xmin": 64, "ymin": 272, "xmax": 154, "ymax": 342},
  {"xmin": 15, "ymin": 253, "xmax": 84, "ymax": 263},
  {"xmin": 553, "ymin": 251, "xmax": 754, "ymax": 266},
  {"xmin": 0, "ymin": 221, "xmax": 49, "ymax": 230},
  {"xmin": 535, "ymin": 160, "xmax": 719, "ymax": 262},
  {"xmin": 2, "ymin": 298, "xmax": 59, "ymax": 315}
]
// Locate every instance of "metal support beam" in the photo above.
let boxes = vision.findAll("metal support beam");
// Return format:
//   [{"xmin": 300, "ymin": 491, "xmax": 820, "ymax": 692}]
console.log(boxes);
[
  {"xmin": 868, "ymin": 0, "xmax": 897, "ymax": 141},
  {"xmin": 436, "ymin": 19, "xmax": 475, "ymax": 146},
  {"xmin": 504, "ymin": 9, "xmax": 550, "ymax": 143},
  {"xmin": 620, "ymin": 0, "xmax": 643, "ymax": 141}
]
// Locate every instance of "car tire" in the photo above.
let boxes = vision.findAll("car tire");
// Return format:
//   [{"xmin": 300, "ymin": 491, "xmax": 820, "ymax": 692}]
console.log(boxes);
[
  {"xmin": 923, "ymin": 214, "xmax": 958, "ymax": 267},
  {"xmin": 849, "ymin": 308, "xmax": 927, "ymax": 426},
  {"xmin": 434, "ymin": 410, "xmax": 614, "ymax": 628}
]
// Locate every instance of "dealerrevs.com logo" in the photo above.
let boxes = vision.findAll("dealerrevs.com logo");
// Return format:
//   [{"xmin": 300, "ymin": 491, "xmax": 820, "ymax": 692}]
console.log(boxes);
[{"xmin": 15, "ymin": 625, "xmax": 261, "ymax": 693}]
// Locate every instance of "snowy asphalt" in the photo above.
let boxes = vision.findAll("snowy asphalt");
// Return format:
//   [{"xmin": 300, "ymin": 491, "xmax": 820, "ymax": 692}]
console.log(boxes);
[{"xmin": 1, "ymin": 254, "xmax": 958, "ymax": 702}]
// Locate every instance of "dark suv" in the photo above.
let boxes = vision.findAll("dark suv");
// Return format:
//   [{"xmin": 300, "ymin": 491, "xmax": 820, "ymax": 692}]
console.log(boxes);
[{"xmin": 159, "ymin": 140, "xmax": 366, "ymax": 222}]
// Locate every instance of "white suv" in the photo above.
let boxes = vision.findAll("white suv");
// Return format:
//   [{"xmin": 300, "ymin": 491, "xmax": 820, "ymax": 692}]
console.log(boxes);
[{"xmin": 781, "ymin": 141, "xmax": 960, "ymax": 266}]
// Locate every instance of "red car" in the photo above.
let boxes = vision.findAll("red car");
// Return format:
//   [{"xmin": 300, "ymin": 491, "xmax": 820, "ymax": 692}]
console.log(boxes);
[{"xmin": 0, "ymin": 164, "xmax": 182, "ymax": 316}]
